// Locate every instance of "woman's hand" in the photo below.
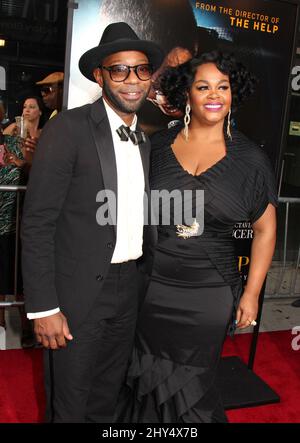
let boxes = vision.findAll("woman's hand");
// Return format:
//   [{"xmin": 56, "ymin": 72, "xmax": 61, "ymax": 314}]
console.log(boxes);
[
  {"xmin": 4, "ymin": 149, "xmax": 25, "ymax": 168},
  {"xmin": 235, "ymin": 292, "xmax": 259, "ymax": 329},
  {"xmin": 21, "ymin": 136, "xmax": 37, "ymax": 166}
]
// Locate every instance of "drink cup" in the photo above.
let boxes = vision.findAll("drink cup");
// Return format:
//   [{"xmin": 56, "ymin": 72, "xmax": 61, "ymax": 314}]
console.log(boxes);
[{"xmin": 15, "ymin": 116, "xmax": 28, "ymax": 138}]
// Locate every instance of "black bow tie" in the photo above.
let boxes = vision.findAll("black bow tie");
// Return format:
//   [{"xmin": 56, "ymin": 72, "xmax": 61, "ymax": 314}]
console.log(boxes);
[{"xmin": 116, "ymin": 125, "xmax": 146, "ymax": 145}]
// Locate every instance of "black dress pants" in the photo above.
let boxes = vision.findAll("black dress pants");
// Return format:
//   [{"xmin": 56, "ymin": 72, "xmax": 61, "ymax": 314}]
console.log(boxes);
[{"xmin": 43, "ymin": 261, "xmax": 139, "ymax": 423}]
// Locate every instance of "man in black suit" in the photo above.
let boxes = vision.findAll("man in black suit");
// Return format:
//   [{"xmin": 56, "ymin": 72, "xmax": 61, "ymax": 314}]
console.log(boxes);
[{"xmin": 21, "ymin": 22, "xmax": 163, "ymax": 422}]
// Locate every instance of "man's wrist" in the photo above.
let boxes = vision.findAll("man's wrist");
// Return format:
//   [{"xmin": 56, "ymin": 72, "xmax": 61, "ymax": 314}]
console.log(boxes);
[{"xmin": 27, "ymin": 307, "xmax": 60, "ymax": 320}]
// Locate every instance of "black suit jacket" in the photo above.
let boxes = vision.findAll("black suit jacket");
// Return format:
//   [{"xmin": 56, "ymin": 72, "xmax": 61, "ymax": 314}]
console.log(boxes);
[{"xmin": 21, "ymin": 98, "xmax": 156, "ymax": 330}]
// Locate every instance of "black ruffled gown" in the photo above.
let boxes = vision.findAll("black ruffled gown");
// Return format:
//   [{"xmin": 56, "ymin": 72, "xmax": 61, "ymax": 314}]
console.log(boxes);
[{"xmin": 117, "ymin": 125, "xmax": 278, "ymax": 423}]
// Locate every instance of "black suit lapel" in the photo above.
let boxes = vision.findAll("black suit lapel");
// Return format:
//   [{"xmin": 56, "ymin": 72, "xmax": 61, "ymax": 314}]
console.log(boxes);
[
  {"xmin": 89, "ymin": 98, "xmax": 117, "ymax": 235},
  {"xmin": 136, "ymin": 128, "xmax": 157, "ymax": 245},
  {"xmin": 137, "ymin": 124, "xmax": 150, "ymax": 184}
]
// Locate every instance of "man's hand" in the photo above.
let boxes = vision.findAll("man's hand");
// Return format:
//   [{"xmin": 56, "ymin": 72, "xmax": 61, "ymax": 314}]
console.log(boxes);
[{"xmin": 34, "ymin": 312, "xmax": 73, "ymax": 350}]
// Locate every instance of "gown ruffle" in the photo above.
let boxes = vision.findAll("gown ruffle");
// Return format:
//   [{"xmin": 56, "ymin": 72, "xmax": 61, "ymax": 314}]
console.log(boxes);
[{"xmin": 118, "ymin": 347, "xmax": 227, "ymax": 423}]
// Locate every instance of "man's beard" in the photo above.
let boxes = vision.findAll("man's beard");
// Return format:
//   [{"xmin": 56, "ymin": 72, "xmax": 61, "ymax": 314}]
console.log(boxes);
[{"xmin": 102, "ymin": 81, "xmax": 148, "ymax": 114}]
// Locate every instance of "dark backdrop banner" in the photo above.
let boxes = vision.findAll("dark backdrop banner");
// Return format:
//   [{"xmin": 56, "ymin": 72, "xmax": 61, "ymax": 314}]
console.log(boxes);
[
  {"xmin": 190, "ymin": 0, "xmax": 297, "ymax": 171},
  {"xmin": 0, "ymin": 0, "xmax": 67, "ymax": 61},
  {"xmin": 66, "ymin": 0, "xmax": 298, "ymax": 294}
]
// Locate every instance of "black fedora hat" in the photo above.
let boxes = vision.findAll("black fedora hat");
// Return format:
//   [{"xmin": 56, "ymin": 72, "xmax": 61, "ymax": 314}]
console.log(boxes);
[{"xmin": 79, "ymin": 22, "xmax": 165, "ymax": 82}]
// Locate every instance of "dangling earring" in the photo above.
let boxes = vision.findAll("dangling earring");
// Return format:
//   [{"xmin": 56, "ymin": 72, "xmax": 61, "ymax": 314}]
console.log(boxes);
[
  {"xmin": 183, "ymin": 103, "xmax": 191, "ymax": 141},
  {"xmin": 227, "ymin": 108, "xmax": 232, "ymax": 140}
]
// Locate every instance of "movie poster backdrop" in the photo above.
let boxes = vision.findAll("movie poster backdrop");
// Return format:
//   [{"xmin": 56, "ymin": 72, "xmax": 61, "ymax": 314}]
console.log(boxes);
[{"xmin": 66, "ymin": 0, "xmax": 298, "ymax": 295}]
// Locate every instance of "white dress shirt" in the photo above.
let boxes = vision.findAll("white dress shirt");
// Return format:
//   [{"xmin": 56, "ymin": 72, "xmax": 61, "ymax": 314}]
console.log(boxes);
[
  {"xmin": 104, "ymin": 99, "xmax": 145, "ymax": 263},
  {"xmin": 27, "ymin": 98, "xmax": 145, "ymax": 319}
]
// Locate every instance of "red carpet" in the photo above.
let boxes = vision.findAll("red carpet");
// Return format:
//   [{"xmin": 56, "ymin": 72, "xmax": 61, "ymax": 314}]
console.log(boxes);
[{"xmin": 0, "ymin": 330, "xmax": 299, "ymax": 423}]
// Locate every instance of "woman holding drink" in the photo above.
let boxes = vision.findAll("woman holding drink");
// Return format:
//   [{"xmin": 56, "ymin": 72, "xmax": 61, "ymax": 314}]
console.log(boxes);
[{"xmin": 3, "ymin": 96, "xmax": 44, "ymax": 166}]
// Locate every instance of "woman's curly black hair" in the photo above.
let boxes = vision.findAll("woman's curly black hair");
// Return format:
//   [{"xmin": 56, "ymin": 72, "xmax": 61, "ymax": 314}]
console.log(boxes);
[{"xmin": 158, "ymin": 51, "xmax": 257, "ymax": 113}]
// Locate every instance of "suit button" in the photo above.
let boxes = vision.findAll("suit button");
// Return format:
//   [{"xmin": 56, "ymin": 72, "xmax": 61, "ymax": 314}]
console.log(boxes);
[
  {"xmin": 96, "ymin": 274, "xmax": 103, "ymax": 281},
  {"xmin": 107, "ymin": 242, "xmax": 114, "ymax": 249}
]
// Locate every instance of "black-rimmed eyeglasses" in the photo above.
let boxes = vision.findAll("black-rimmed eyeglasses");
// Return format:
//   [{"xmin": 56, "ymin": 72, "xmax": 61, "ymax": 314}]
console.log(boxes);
[{"xmin": 100, "ymin": 64, "xmax": 153, "ymax": 82}]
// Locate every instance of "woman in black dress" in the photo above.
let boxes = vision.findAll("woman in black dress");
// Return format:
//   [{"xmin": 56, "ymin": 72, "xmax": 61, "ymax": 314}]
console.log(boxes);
[{"xmin": 119, "ymin": 52, "xmax": 277, "ymax": 423}]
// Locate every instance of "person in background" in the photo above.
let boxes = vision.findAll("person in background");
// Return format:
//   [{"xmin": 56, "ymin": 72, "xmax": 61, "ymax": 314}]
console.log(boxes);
[
  {"xmin": 0, "ymin": 100, "xmax": 11, "ymax": 131},
  {"xmin": 4, "ymin": 96, "xmax": 44, "ymax": 165},
  {"xmin": 36, "ymin": 72, "xmax": 64, "ymax": 119},
  {"xmin": 0, "ymin": 96, "xmax": 45, "ymax": 347}
]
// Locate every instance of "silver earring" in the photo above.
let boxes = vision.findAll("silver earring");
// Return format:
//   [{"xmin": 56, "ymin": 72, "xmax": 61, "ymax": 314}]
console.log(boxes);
[
  {"xmin": 184, "ymin": 103, "xmax": 191, "ymax": 141},
  {"xmin": 227, "ymin": 108, "xmax": 232, "ymax": 140}
]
